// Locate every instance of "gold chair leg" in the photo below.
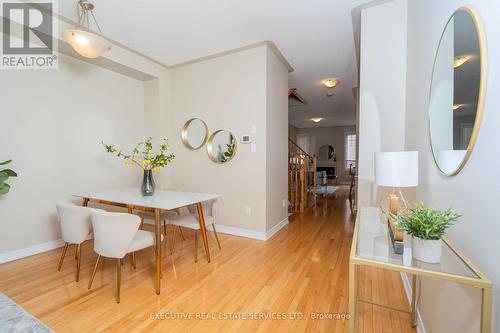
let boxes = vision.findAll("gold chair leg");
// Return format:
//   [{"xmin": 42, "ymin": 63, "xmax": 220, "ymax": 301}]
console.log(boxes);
[
  {"xmin": 116, "ymin": 258, "xmax": 121, "ymax": 303},
  {"xmin": 212, "ymin": 224, "xmax": 222, "ymax": 250},
  {"xmin": 76, "ymin": 244, "xmax": 82, "ymax": 282},
  {"xmin": 163, "ymin": 220, "xmax": 167, "ymax": 236},
  {"xmin": 179, "ymin": 226, "xmax": 186, "ymax": 240},
  {"xmin": 75, "ymin": 244, "xmax": 78, "ymax": 260},
  {"xmin": 194, "ymin": 231, "xmax": 198, "ymax": 263},
  {"xmin": 131, "ymin": 252, "xmax": 136, "ymax": 269},
  {"xmin": 58, "ymin": 242, "xmax": 69, "ymax": 271},
  {"xmin": 88, "ymin": 255, "xmax": 101, "ymax": 289},
  {"xmin": 171, "ymin": 225, "xmax": 177, "ymax": 254},
  {"xmin": 140, "ymin": 218, "xmax": 144, "ymax": 230}
]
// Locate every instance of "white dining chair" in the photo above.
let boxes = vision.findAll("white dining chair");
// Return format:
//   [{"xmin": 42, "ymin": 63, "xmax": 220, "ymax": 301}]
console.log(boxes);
[
  {"xmin": 135, "ymin": 209, "xmax": 181, "ymax": 237},
  {"xmin": 169, "ymin": 200, "xmax": 221, "ymax": 262},
  {"xmin": 56, "ymin": 203, "xmax": 101, "ymax": 282},
  {"xmin": 88, "ymin": 210, "xmax": 163, "ymax": 303}
]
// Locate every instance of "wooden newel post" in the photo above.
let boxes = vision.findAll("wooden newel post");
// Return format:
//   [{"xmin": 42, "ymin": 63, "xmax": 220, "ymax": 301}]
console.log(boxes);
[{"xmin": 300, "ymin": 168, "xmax": 305, "ymax": 212}]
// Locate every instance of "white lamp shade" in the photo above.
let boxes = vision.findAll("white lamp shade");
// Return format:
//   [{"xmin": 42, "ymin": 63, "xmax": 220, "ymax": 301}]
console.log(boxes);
[
  {"xmin": 62, "ymin": 29, "xmax": 111, "ymax": 59},
  {"xmin": 375, "ymin": 151, "xmax": 419, "ymax": 187}
]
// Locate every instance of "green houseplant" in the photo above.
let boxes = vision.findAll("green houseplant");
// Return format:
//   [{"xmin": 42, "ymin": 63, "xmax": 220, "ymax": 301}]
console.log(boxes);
[
  {"xmin": 101, "ymin": 137, "xmax": 175, "ymax": 196},
  {"xmin": 0, "ymin": 160, "xmax": 17, "ymax": 195},
  {"xmin": 392, "ymin": 204, "xmax": 461, "ymax": 263}
]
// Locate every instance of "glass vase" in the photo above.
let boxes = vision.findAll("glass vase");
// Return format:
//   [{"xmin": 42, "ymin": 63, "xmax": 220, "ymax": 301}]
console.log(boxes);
[{"xmin": 141, "ymin": 169, "xmax": 155, "ymax": 196}]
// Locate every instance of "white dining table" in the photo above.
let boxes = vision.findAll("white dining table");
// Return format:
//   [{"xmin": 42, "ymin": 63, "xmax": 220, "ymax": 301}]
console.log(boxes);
[{"xmin": 73, "ymin": 188, "xmax": 220, "ymax": 294}]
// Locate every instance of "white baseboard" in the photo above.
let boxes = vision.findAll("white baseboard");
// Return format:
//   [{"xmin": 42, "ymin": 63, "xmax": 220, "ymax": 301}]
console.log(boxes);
[
  {"xmin": 0, "ymin": 239, "xmax": 65, "ymax": 264},
  {"xmin": 0, "ymin": 219, "xmax": 290, "ymax": 264},
  {"xmin": 400, "ymin": 272, "xmax": 427, "ymax": 333},
  {"xmin": 215, "ymin": 218, "xmax": 289, "ymax": 241},
  {"xmin": 214, "ymin": 225, "xmax": 267, "ymax": 241},
  {"xmin": 266, "ymin": 217, "xmax": 289, "ymax": 240}
]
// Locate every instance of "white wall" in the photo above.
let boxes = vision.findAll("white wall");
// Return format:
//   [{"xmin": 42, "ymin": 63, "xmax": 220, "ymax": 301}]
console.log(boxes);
[
  {"xmin": 357, "ymin": 0, "xmax": 408, "ymax": 207},
  {"xmin": 405, "ymin": 1, "xmax": 500, "ymax": 331},
  {"xmin": 265, "ymin": 46, "xmax": 289, "ymax": 231},
  {"xmin": 296, "ymin": 125, "xmax": 356, "ymax": 184},
  {"xmin": 0, "ymin": 54, "xmax": 145, "ymax": 253},
  {"xmin": 169, "ymin": 44, "xmax": 290, "ymax": 237}
]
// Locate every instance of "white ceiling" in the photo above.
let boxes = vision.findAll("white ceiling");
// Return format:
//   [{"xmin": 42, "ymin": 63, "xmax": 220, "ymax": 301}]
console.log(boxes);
[{"xmin": 59, "ymin": 0, "xmax": 370, "ymax": 128}]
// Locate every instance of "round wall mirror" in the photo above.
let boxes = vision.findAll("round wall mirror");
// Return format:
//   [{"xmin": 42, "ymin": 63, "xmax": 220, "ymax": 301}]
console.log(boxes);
[
  {"xmin": 429, "ymin": 7, "xmax": 486, "ymax": 176},
  {"xmin": 207, "ymin": 130, "xmax": 237, "ymax": 163},
  {"xmin": 318, "ymin": 144, "xmax": 335, "ymax": 161},
  {"xmin": 181, "ymin": 118, "xmax": 209, "ymax": 150}
]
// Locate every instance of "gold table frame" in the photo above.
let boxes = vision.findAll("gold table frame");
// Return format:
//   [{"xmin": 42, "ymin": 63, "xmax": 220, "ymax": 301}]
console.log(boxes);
[{"xmin": 349, "ymin": 210, "xmax": 493, "ymax": 333}]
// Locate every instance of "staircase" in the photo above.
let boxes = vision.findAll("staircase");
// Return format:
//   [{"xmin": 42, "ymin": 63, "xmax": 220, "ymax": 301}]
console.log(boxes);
[{"xmin": 288, "ymin": 138, "xmax": 317, "ymax": 213}]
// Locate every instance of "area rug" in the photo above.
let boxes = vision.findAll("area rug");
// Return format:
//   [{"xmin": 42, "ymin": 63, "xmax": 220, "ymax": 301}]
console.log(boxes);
[
  {"xmin": 0, "ymin": 292, "xmax": 54, "ymax": 333},
  {"xmin": 315, "ymin": 185, "xmax": 339, "ymax": 196}
]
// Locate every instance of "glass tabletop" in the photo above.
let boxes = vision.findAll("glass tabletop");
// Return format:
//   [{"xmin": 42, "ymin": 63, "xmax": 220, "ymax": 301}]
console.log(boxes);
[{"xmin": 354, "ymin": 207, "xmax": 479, "ymax": 279}]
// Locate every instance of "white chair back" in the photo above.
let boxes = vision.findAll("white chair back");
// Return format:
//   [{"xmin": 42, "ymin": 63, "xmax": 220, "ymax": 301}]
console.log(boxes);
[
  {"xmin": 188, "ymin": 200, "xmax": 217, "ymax": 219},
  {"xmin": 56, "ymin": 203, "xmax": 94, "ymax": 244},
  {"xmin": 91, "ymin": 211, "xmax": 140, "ymax": 258}
]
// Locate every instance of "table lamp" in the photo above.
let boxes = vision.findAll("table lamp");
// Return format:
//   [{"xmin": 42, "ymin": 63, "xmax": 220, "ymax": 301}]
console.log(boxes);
[{"xmin": 375, "ymin": 151, "xmax": 419, "ymax": 216}]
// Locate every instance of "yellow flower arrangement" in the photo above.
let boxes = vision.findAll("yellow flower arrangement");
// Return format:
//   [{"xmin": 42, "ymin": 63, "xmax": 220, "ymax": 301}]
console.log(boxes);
[{"xmin": 101, "ymin": 137, "xmax": 175, "ymax": 171}]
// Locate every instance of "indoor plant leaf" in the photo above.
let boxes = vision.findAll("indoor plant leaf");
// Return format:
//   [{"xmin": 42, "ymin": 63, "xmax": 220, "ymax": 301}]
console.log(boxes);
[
  {"xmin": 0, "ymin": 183, "xmax": 10, "ymax": 195},
  {"xmin": 0, "ymin": 169, "xmax": 17, "ymax": 177},
  {"xmin": 0, "ymin": 160, "xmax": 12, "ymax": 166},
  {"xmin": 0, "ymin": 172, "xmax": 8, "ymax": 182}
]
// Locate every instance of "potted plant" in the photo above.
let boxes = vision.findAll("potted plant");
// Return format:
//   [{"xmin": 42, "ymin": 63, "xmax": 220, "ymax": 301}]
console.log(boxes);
[
  {"xmin": 393, "ymin": 204, "xmax": 461, "ymax": 263},
  {"xmin": 101, "ymin": 137, "xmax": 175, "ymax": 196},
  {"xmin": 0, "ymin": 160, "xmax": 17, "ymax": 195}
]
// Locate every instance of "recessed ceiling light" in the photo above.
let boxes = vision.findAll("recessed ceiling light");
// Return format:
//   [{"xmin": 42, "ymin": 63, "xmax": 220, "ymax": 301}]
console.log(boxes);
[
  {"xmin": 453, "ymin": 56, "xmax": 471, "ymax": 68},
  {"xmin": 311, "ymin": 118, "xmax": 323, "ymax": 123},
  {"xmin": 322, "ymin": 79, "xmax": 339, "ymax": 88},
  {"xmin": 453, "ymin": 103, "xmax": 464, "ymax": 110}
]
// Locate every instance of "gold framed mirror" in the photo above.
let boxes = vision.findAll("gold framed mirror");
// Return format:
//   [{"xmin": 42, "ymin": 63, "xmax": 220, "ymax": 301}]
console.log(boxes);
[
  {"xmin": 181, "ymin": 118, "xmax": 209, "ymax": 150},
  {"xmin": 207, "ymin": 130, "xmax": 237, "ymax": 164},
  {"xmin": 429, "ymin": 7, "xmax": 487, "ymax": 176}
]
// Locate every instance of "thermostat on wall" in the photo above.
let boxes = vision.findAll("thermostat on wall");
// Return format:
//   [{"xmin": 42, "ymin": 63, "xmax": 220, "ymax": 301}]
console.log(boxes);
[{"xmin": 241, "ymin": 135, "xmax": 252, "ymax": 144}]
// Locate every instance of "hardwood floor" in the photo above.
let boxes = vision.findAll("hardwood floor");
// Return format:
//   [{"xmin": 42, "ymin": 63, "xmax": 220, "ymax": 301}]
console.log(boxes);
[{"xmin": 0, "ymin": 188, "xmax": 415, "ymax": 332}]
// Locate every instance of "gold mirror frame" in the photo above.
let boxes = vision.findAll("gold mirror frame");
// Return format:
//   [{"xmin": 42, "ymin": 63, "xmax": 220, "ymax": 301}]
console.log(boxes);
[
  {"xmin": 428, "ymin": 6, "xmax": 487, "ymax": 176},
  {"xmin": 207, "ymin": 129, "xmax": 238, "ymax": 164},
  {"xmin": 181, "ymin": 118, "xmax": 209, "ymax": 150}
]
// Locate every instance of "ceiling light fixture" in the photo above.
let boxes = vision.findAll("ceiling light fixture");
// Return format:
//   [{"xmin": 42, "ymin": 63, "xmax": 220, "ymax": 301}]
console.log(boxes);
[
  {"xmin": 322, "ymin": 79, "xmax": 340, "ymax": 89},
  {"xmin": 453, "ymin": 56, "xmax": 471, "ymax": 68},
  {"xmin": 311, "ymin": 118, "xmax": 323, "ymax": 123},
  {"xmin": 62, "ymin": 1, "xmax": 111, "ymax": 58}
]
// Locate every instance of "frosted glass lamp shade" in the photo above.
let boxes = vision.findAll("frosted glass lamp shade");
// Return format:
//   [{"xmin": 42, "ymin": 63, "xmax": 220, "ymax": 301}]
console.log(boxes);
[
  {"xmin": 375, "ymin": 151, "xmax": 419, "ymax": 187},
  {"xmin": 62, "ymin": 29, "xmax": 111, "ymax": 58}
]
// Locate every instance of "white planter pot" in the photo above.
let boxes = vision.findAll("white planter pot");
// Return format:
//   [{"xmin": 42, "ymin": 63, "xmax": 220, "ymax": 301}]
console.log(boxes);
[{"xmin": 412, "ymin": 237, "xmax": 442, "ymax": 263}]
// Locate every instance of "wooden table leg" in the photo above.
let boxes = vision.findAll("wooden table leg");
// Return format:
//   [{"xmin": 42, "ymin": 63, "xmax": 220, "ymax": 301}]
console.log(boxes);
[
  {"xmin": 154, "ymin": 208, "xmax": 161, "ymax": 294},
  {"xmin": 196, "ymin": 202, "xmax": 211, "ymax": 263}
]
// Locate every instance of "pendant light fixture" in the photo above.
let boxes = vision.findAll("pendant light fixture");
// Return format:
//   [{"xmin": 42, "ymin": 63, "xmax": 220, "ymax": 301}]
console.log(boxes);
[{"xmin": 62, "ymin": 1, "xmax": 111, "ymax": 58}]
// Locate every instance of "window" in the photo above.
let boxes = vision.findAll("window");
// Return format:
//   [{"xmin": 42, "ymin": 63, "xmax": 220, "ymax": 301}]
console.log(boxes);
[
  {"xmin": 296, "ymin": 134, "xmax": 310, "ymax": 155},
  {"xmin": 345, "ymin": 133, "xmax": 356, "ymax": 169}
]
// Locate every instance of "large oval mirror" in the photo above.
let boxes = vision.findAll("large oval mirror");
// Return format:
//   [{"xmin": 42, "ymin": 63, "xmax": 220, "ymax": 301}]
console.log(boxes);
[
  {"xmin": 429, "ymin": 7, "xmax": 486, "ymax": 176},
  {"xmin": 318, "ymin": 144, "xmax": 335, "ymax": 161},
  {"xmin": 181, "ymin": 118, "xmax": 208, "ymax": 150},
  {"xmin": 207, "ymin": 130, "xmax": 237, "ymax": 163}
]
